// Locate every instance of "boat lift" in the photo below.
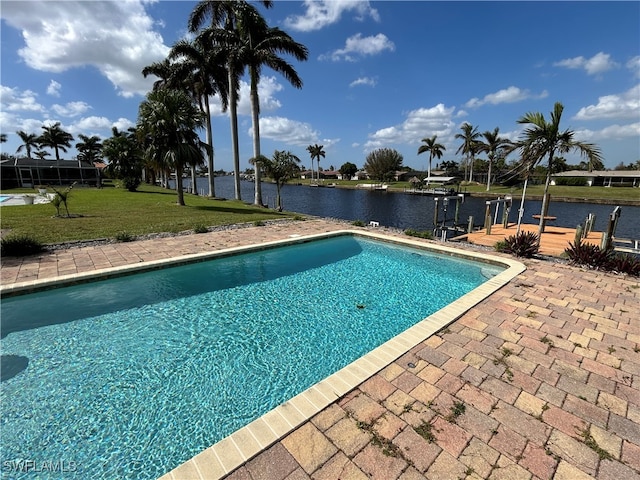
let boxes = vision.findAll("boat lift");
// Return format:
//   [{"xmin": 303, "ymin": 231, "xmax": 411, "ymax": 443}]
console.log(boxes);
[{"xmin": 433, "ymin": 194, "xmax": 466, "ymax": 241}]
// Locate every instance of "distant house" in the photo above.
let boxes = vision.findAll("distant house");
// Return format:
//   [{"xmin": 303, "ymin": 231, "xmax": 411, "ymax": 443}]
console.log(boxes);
[
  {"xmin": 550, "ymin": 170, "xmax": 640, "ymax": 187},
  {"xmin": 0, "ymin": 157, "xmax": 101, "ymax": 189}
]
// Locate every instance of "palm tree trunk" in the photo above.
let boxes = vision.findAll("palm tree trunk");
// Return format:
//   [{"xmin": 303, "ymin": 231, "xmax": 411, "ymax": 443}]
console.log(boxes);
[
  {"xmin": 537, "ymin": 151, "xmax": 555, "ymax": 237},
  {"xmin": 229, "ymin": 69, "xmax": 241, "ymax": 201},
  {"xmin": 204, "ymin": 94, "xmax": 215, "ymax": 198},
  {"xmin": 486, "ymin": 156, "xmax": 492, "ymax": 191},
  {"xmin": 250, "ymin": 69, "xmax": 263, "ymax": 206},
  {"xmin": 468, "ymin": 155, "xmax": 474, "ymax": 183},
  {"xmin": 176, "ymin": 165, "xmax": 185, "ymax": 206},
  {"xmin": 191, "ymin": 166, "xmax": 197, "ymax": 194}
]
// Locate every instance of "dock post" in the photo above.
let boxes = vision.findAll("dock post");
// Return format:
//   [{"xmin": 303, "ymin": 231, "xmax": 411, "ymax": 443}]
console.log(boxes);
[
  {"xmin": 433, "ymin": 198, "xmax": 440, "ymax": 227},
  {"xmin": 484, "ymin": 202, "xmax": 492, "ymax": 234},
  {"xmin": 467, "ymin": 216, "xmax": 474, "ymax": 234}
]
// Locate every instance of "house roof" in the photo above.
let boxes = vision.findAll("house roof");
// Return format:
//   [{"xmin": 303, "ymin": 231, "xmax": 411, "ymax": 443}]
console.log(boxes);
[
  {"xmin": 1, "ymin": 157, "xmax": 98, "ymax": 169},
  {"xmin": 551, "ymin": 170, "xmax": 640, "ymax": 178}
]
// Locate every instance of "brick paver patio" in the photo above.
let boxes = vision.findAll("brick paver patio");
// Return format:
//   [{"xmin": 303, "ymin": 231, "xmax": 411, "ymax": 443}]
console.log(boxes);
[{"xmin": 2, "ymin": 218, "xmax": 638, "ymax": 479}]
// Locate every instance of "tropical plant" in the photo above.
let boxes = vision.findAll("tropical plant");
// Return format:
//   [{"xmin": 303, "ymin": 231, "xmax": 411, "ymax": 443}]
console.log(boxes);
[
  {"xmin": 565, "ymin": 240, "xmax": 614, "ymax": 270},
  {"xmin": 307, "ymin": 144, "xmax": 325, "ymax": 182},
  {"xmin": 137, "ymin": 89, "xmax": 206, "ymax": 206},
  {"xmin": 103, "ymin": 127, "xmax": 143, "ymax": 191},
  {"xmin": 261, "ymin": 150, "xmax": 300, "ymax": 210},
  {"xmin": 455, "ymin": 122, "xmax": 481, "ymax": 182},
  {"xmin": 364, "ymin": 148, "xmax": 403, "ymax": 182},
  {"xmin": 188, "ymin": 0, "xmax": 273, "ymax": 201},
  {"xmin": 15, "ymin": 130, "xmax": 39, "ymax": 158},
  {"xmin": 1, "ymin": 234, "xmax": 44, "ymax": 257},
  {"xmin": 417, "ymin": 135, "xmax": 446, "ymax": 184},
  {"xmin": 75, "ymin": 134, "xmax": 103, "ymax": 163},
  {"xmin": 50, "ymin": 183, "xmax": 75, "ymax": 217},
  {"xmin": 0, "ymin": 133, "xmax": 7, "ymax": 143},
  {"xmin": 477, "ymin": 127, "xmax": 511, "ymax": 191},
  {"xmin": 244, "ymin": 23, "xmax": 308, "ymax": 206},
  {"xmin": 514, "ymin": 102, "xmax": 602, "ymax": 236},
  {"xmin": 495, "ymin": 231, "xmax": 539, "ymax": 258},
  {"xmin": 33, "ymin": 150, "xmax": 51, "ymax": 160},
  {"xmin": 165, "ymin": 36, "xmax": 230, "ymax": 198},
  {"xmin": 38, "ymin": 122, "xmax": 74, "ymax": 161}
]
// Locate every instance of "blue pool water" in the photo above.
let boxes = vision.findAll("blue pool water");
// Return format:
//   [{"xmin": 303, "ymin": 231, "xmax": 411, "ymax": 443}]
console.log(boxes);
[
  {"xmin": 1, "ymin": 235, "xmax": 503, "ymax": 479},
  {"xmin": 0, "ymin": 196, "xmax": 11, "ymax": 203}
]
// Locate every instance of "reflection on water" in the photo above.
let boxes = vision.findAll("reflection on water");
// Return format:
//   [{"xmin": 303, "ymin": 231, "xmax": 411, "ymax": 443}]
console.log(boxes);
[{"xmin": 177, "ymin": 176, "xmax": 640, "ymax": 239}]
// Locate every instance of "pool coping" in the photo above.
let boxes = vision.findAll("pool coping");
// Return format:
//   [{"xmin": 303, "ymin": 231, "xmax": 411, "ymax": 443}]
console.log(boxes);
[{"xmin": 0, "ymin": 230, "xmax": 526, "ymax": 479}]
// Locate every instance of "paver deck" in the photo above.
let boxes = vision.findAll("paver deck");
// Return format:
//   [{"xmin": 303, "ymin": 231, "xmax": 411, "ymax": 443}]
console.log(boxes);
[{"xmin": 1, "ymin": 218, "xmax": 638, "ymax": 480}]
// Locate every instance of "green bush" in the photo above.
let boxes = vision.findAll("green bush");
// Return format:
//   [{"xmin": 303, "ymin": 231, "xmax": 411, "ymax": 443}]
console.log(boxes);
[
  {"xmin": 404, "ymin": 229, "xmax": 434, "ymax": 240},
  {"xmin": 1, "ymin": 234, "xmax": 45, "ymax": 257},
  {"xmin": 193, "ymin": 223, "xmax": 209, "ymax": 234},
  {"xmin": 351, "ymin": 220, "xmax": 366, "ymax": 227},
  {"xmin": 253, "ymin": 220, "xmax": 265, "ymax": 227},
  {"xmin": 495, "ymin": 231, "xmax": 539, "ymax": 258},
  {"xmin": 121, "ymin": 176, "xmax": 142, "ymax": 192}
]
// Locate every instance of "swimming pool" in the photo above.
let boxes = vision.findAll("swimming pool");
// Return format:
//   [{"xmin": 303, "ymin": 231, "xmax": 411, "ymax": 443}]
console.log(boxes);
[{"xmin": 0, "ymin": 232, "xmax": 522, "ymax": 479}]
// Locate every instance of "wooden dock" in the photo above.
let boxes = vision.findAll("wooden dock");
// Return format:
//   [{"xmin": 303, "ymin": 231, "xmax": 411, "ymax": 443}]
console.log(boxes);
[{"xmin": 460, "ymin": 223, "xmax": 603, "ymax": 257}]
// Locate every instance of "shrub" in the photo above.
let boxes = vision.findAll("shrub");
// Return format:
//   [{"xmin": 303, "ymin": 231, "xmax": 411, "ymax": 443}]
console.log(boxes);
[
  {"xmin": 565, "ymin": 241, "xmax": 613, "ymax": 270},
  {"xmin": 121, "ymin": 176, "xmax": 142, "ymax": 192},
  {"xmin": 554, "ymin": 177, "xmax": 588, "ymax": 187},
  {"xmin": 608, "ymin": 253, "xmax": 640, "ymax": 277},
  {"xmin": 404, "ymin": 229, "xmax": 434, "ymax": 240},
  {"xmin": 193, "ymin": 224, "xmax": 208, "ymax": 234},
  {"xmin": 495, "ymin": 231, "xmax": 539, "ymax": 258},
  {"xmin": 351, "ymin": 220, "xmax": 366, "ymax": 227},
  {"xmin": 115, "ymin": 231, "xmax": 135, "ymax": 243},
  {"xmin": 253, "ymin": 220, "xmax": 265, "ymax": 227},
  {"xmin": 1, "ymin": 234, "xmax": 45, "ymax": 257}
]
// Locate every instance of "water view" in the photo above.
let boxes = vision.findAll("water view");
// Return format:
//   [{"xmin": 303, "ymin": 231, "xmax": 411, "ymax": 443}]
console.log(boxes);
[{"xmin": 180, "ymin": 176, "xmax": 640, "ymax": 240}]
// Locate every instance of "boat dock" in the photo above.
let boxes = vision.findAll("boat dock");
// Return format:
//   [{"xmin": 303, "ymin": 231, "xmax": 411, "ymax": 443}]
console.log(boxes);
[{"xmin": 458, "ymin": 223, "xmax": 603, "ymax": 257}]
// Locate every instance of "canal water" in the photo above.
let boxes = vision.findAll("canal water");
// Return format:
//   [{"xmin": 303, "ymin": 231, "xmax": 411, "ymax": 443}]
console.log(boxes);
[{"xmin": 178, "ymin": 176, "xmax": 640, "ymax": 240}]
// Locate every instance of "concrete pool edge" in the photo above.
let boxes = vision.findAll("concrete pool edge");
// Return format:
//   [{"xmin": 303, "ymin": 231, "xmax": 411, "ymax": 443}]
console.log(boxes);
[{"xmin": 151, "ymin": 230, "xmax": 526, "ymax": 480}]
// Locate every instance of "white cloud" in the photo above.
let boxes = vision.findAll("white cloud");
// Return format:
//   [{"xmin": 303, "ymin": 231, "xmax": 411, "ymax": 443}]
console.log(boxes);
[
  {"xmin": 209, "ymin": 77, "xmax": 284, "ymax": 117},
  {"xmin": 0, "ymin": 85, "xmax": 46, "ymax": 113},
  {"xmin": 574, "ymin": 123, "xmax": 640, "ymax": 142},
  {"xmin": 465, "ymin": 86, "xmax": 548, "ymax": 108},
  {"xmin": 350, "ymin": 77, "xmax": 377, "ymax": 87},
  {"xmin": 574, "ymin": 84, "xmax": 640, "ymax": 121},
  {"xmin": 257, "ymin": 116, "xmax": 320, "ymax": 146},
  {"xmin": 52, "ymin": 101, "xmax": 91, "ymax": 117},
  {"xmin": 1, "ymin": 1, "xmax": 169, "ymax": 97},
  {"xmin": 627, "ymin": 56, "xmax": 640, "ymax": 79},
  {"xmin": 554, "ymin": 52, "xmax": 619, "ymax": 76},
  {"xmin": 47, "ymin": 80, "xmax": 61, "ymax": 97},
  {"xmin": 284, "ymin": 0, "xmax": 380, "ymax": 32},
  {"xmin": 321, "ymin": 33, "xmax": 394, "ymax": 62},
  {"xmin": 364, "ymin": 104, "xmax": 456, "ymax": 151}
]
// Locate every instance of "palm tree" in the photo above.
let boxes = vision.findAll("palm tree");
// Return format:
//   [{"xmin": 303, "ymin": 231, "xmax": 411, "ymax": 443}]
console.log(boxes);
[
  {"xmin": 39, "ymin": 122, "xmax": 74, "ymax": 161},
  {"xmin": 417, "ymin": 135, "xmax": 446, "ymax": 185},
  {"xmin": 455, "ymin": 122, "xmax": 481, "ymax": 183},
  {"xmin": 244, "ymin": 23, "xmax": 308, "ymax": 206},
  {"xmin": 103, "ymin": 128, "xmax": 143, "ymax": 191},
  {"xmin": 137, "ymin": 89, "xmax": 207, "ymax": 206},
  {"xmin": 16, "ymin": 131, "xmax": 39, "ymax": 158},
  {"xmin": 167, "ymin": 36, "xmax": 229, "ymax": 198},
  {"xmin": 261, "ymin": 150, "xmax": 301, "ymax": 210},
  {"xmin": 0, "ymin": 133, "xmax": 6, "ymax": 143},
  {"xmin": 515, "ymin": 102, "xmax": 602, "ymax": 236},
  {"xmin": 306, "ymin": 144, "xmax": 325, "ymax": 183},
  {"xmin": 188, "ymin": 0, "xmax": 273, "ymax": 201},
  {"xmin": 76, "ymin": 134, "xmax": 103, "ymax": 163},
  {"xmin": 477, "ymin": 127, "xmax": 511, "ymax": 191}
]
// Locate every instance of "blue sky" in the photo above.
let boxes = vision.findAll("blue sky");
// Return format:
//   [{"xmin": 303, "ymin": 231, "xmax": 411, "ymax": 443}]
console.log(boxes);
[{"xmin": 1, "ymin": 1, "xmax": 639, "ymax": 172}]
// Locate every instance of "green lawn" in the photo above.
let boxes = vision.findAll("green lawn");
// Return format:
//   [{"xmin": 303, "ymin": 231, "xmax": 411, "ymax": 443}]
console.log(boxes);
[{"xmin": 0, "ymin": 184, "xmax": 293, "ymax": 244}]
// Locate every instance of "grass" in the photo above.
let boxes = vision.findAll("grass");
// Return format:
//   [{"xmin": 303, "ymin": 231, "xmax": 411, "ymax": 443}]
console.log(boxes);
[{"xmin": 0, "ymin": 184, "xmax": 292, "ymax": 244}]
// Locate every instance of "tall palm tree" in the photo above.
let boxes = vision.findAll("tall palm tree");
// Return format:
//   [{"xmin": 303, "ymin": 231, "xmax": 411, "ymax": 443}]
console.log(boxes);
[
  {"xmin": 0, "ymin": 133, "xmax": 6, "ymax": 143},
  {"xmin": 245, "ymin": 23, "xmax": 308, "ymax": 206},
  {"xmin": 16, "ymin": 131, "xmax": 39, "ymax": 158},
  {"xmin": 137, "ymin": 89, "xmax": 206, "ymax": 206},
  {"xmin": 167, "ymin": 36, "xmax": 229, "ymax": 198},
  {"xmin": 307, "ymin": 144, "xmax": 325, "ymax": 183},
  {"xmin": 477, "ymin": 127, "xmax": 511, "ymax": 191},
  {"xmin": 188, "ymin": 0, "xmax": 273, "ymax": 201},
  {"xmin": 455, "ymin": 122, "xmax": 481, "ymax": 183},
  {"xmin": 417, "ymin": 135, "xmax": 446, "ymax": 184},
  {"xmin": 39, "ymin": 122, "xmax": 74, "ymax": 161},
  {"xmin": 515, "ymin": 102, "xmax": 602, "ymax": 236},
  {"xmin": 75, "ymin": 134, "xmax": 103, "ymax": 163}
]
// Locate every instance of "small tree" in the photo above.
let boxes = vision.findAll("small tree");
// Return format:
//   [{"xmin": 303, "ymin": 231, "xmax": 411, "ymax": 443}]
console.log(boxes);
[
  {"xmin": 261, "ymin": 150, "xmax": 300, "ymax": 211},
  {"xmin": 50, "ymin": 183, "xmax": 75, "ymax": 217},
  {"xmin": 364, "ymin": 148, "xmax": 403, "ymax": 182},
  {"xmin": 339, "ymin": 162, "xmax": 358, "ymax": 180}
]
